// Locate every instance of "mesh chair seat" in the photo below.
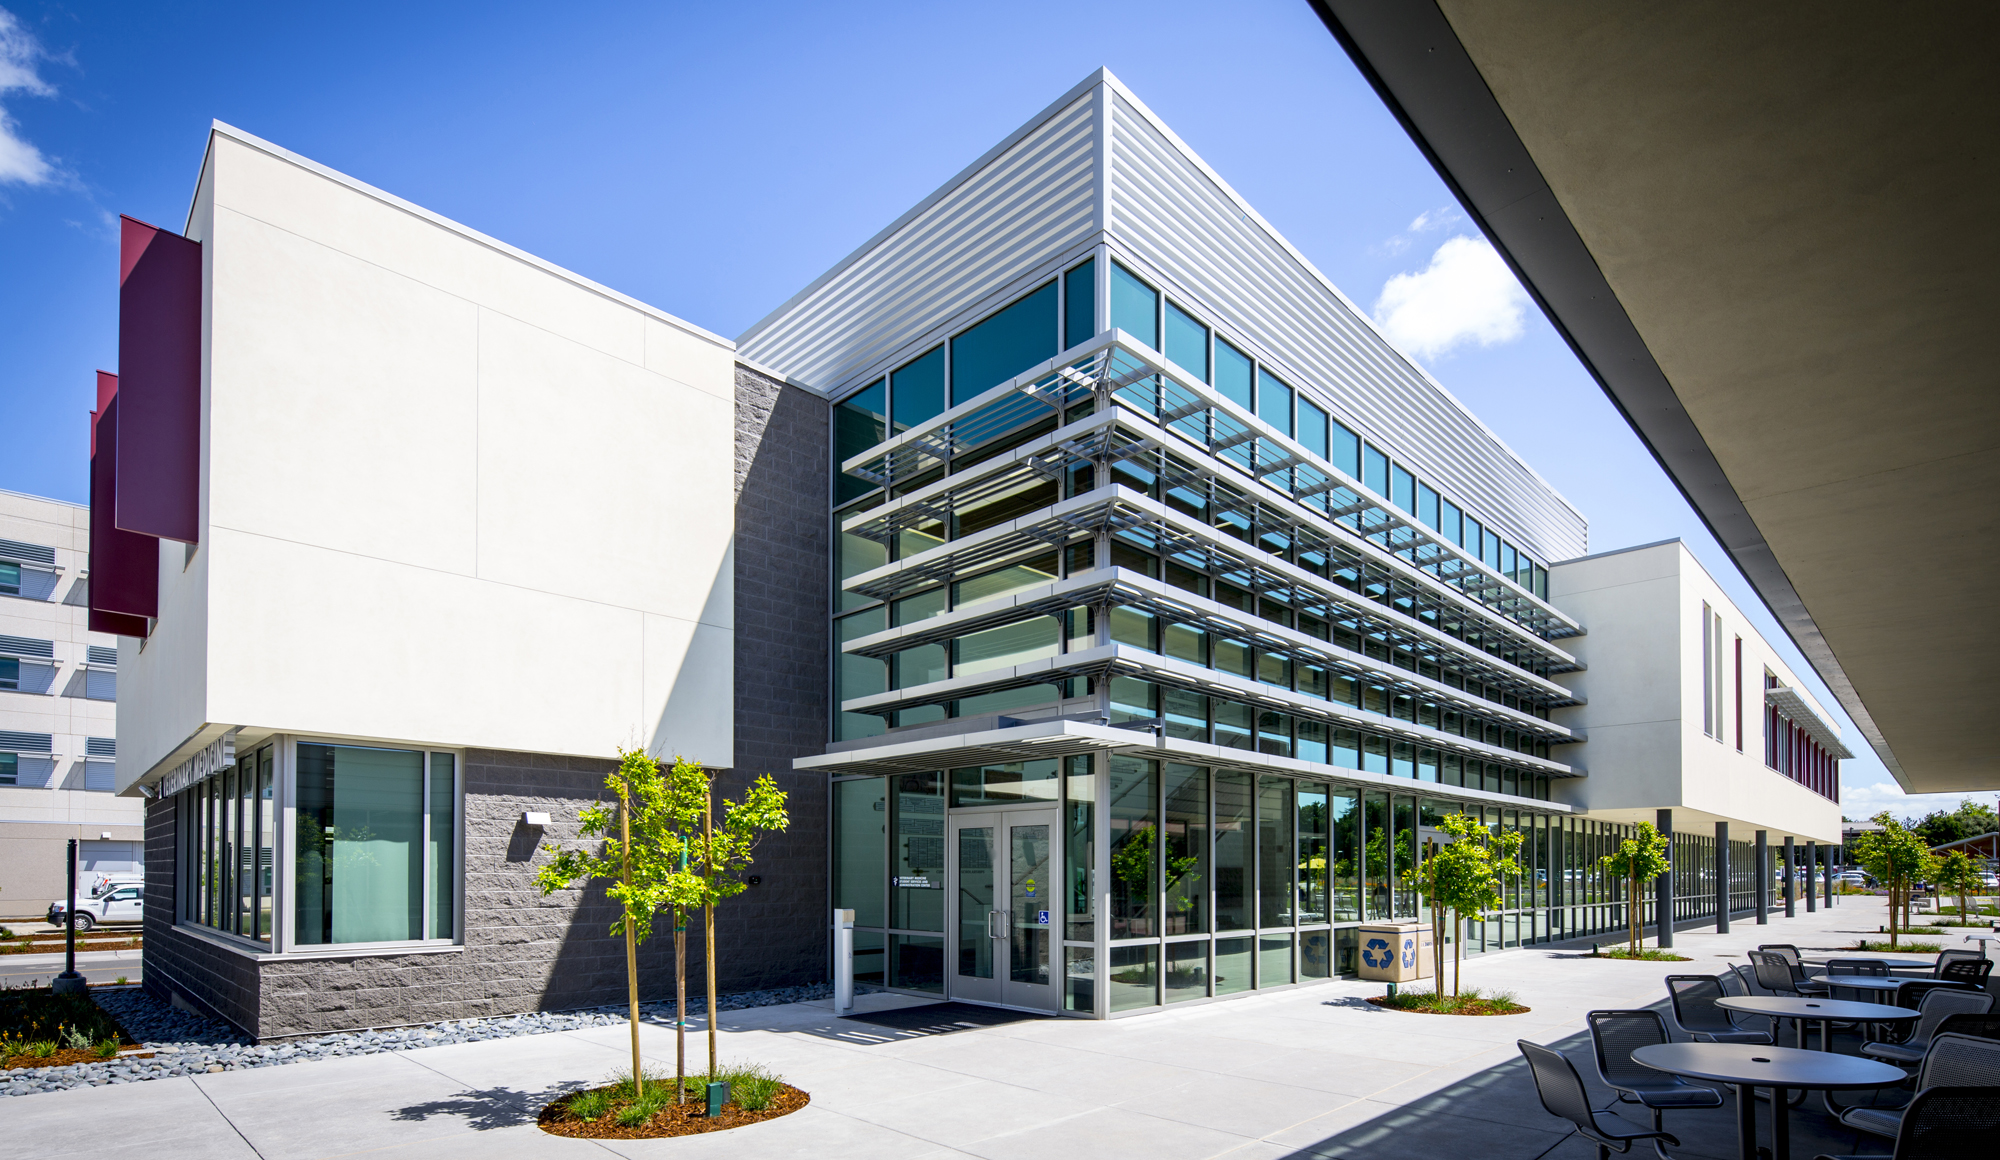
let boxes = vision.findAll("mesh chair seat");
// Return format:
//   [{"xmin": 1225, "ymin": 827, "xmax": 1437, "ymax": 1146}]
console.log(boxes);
[
  {"xmin": 1931, "ymin": 1013, "xmax": 2000, "ymax": 1042},
  {"xmin": 1839, "ymin": 1034, "xmax": 2000, "ymax": 1139},
  {"xmin": 1839, "ymin": 1105, "xmax": 1908, "ymax": 1140},
  {"xmin": 1518, "ymin": 1039, "xmax": 1679, "ymax": 1160},
  {"xmin": 1860, "ymin": 989, "xmax": 1993, "ymax": 1063},
  {"xmin": 1589, "ymin": 1008, "xmax": 1724, "ymax": 1144},
  {"xmin": 1666, "ymin": 975, "xmax": 1774, "ymax": 1046},
  {"xmin": 1819, "ymin": 1087, "xmax": 2000, "ymax": 1160}
]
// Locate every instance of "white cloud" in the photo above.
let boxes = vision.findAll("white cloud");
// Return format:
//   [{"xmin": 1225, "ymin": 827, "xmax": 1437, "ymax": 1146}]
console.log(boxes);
[
  {"xmin": 0, "ymin": 7, "xmax": 55, "ymax": 187},
  {"xmin": 1371, "ymin": 203, "xmax": 1464, "ymax": 256},
  {"xmin": 1838, "ymin": 781, "xmax": 1997, "ymax": 823},
  {"xmin": 1372, "ymin": 234, "xmax": 1530, "ymax": 360}
]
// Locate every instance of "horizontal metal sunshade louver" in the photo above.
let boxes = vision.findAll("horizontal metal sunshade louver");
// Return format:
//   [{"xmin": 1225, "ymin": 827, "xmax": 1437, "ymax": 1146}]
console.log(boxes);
[
  {"xmin": 86, "ymin": 737, "xmax": 116, "ymax": 757},
  {"xmin": 0, "ymin": 635, "xmax": 54, "ymax": 658},
  {"xmin": 0, "ymin": 539, "xmax": 56, "ymax": 566},
  {"xmin": 87, "ymin": 645, "xmax": 118, "ymax": 666},
  {"xmin": 0, "ymin": 731, "xmax": 53, "ymax": 752}
]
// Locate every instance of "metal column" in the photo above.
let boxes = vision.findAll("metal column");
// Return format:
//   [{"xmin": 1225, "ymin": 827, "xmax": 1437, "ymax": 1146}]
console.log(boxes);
[
  {"xmin": 1655, "ymin": 809, "xmax": 1674, "ymax": 948},
  {"xmin": 1755, "ymin": 830, "xmax": 1769, "ymax": 924},
  {"xmin": 1804, "ymin": 842, "xmax": 1818, "ymax": 912},
  {"xmin": 1783, "ymin": 836, "xmax": 1796, "ymax": 918},
  {"xmin": 1715, "ymin": 821, "xmax": 1730, "ymax": 933}
]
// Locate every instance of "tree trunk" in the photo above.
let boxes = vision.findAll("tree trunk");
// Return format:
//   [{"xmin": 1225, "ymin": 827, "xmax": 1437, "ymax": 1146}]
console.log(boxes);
[
  {"xmin": 1629, "ymin": 870, "xmax": 1641, "ymax": 957},
  {"xmin": 622, "ymin": 799, "xmax": 642, "ymax": 1098},
  {"xmin": 1452, "ymin": 911, "xmax": 1463, "ymax": 997},
  {"xmin": 704, "ymin": 790, "xmax": 718, "ymax": 1079},
  {"xmin": 674, "ymin": 917, "xmax": 686, "ymax": 1103}
]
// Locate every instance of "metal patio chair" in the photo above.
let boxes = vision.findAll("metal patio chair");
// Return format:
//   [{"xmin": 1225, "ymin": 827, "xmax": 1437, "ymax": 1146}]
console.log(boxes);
[
  {"xmin": 1931, "ymin": 949, "xmax": 1982, "ymax": 977},
  {"xmin": 1665, "ymin": 974, "xmax": 1773, "ymax": 1044},
  {"xmin": 1831, "ymin": 1033, "xmax": 2000, "ymax": 1140},
  {"xmin": 1860, "ymin": 989, "xmax": 1993, "ymax": 1064},
  {"xmin": 1826, "ymin": 959, "xmax": 1890, "ymax": 976},
  {"xmin": 1518, "ymin": 1039, "xmax": 1679, "ymax": 1160},
  {"xmin": 1930, "ymin": 1013, "xmax": 2000, "ymax": 1042},
  {"xmin": 1587, "ymin": 1009, "xmax": 1724, "ymax": 1154},
  {"xmin": 1814, "ymin": 1086, "xmax": 2000, "ymax": 1160},
  {"xmin": 1752, "ymin": 949, "xmax": 1828, "ymax": 999}
]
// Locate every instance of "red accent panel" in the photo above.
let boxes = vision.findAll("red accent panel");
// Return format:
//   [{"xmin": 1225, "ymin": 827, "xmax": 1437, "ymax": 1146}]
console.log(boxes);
[
  {"xmin": 116, "ymin": 215, "xmax": 202, "ymax": 544},
  {"xmin": 88, "ymin": 372, "xmax": 159, "ymax": 632}
]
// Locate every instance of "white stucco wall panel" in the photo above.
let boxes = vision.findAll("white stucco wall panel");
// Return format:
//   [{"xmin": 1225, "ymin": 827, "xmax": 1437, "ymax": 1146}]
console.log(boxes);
[
  {"xmin": 205, "ymin": 206, "xmax": 482, "ymax": 576},
  {"xmin": 119, "ymin": 127, "xmax": 736, "ymax": 789}
]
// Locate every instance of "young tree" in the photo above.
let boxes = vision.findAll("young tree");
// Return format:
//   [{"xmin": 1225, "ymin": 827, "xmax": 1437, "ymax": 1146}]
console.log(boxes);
[
  {"xmin": 685, "ymin": 771, "xmax": 789, "ymax": 1078},
  {"xmin": 1850, "ymin": 813, "xmax": 1938, "ymax": 948},
  {"xmin": 1934, "ymin": 850, "xmax": 1982, "ymax": 926},
  {"xmin": 1600, "ymin": 822, "xmax": 1671, "ymax": 958},
  {"xmin": 535, "ymin": 748, "xmax": 687, "ymax": 1097},
  {"xmin": 1408, "ymin": 811, "xmax": 1524, "ymax": 996}
]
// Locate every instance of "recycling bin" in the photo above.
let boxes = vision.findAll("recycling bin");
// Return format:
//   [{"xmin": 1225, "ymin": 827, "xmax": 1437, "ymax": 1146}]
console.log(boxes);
[{"xmin": 1355, "ymin": 921, "xmax": 1434, "ymax": 982}]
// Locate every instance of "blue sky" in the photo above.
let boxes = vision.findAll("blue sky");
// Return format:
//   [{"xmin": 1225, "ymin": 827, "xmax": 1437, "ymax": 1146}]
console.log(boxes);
[{"xmin": 0, "ymin": 0, "xmax": 1976, "ymax": 819}]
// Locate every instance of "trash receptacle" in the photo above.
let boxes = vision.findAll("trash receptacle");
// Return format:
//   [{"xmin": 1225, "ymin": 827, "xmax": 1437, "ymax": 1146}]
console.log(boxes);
[{"xmin": 1356, "ymin": 921, "xmax": 1433, "ymax": 982}]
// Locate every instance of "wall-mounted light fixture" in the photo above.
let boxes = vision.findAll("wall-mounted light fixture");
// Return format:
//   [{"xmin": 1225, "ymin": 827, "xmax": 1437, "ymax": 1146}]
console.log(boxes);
[{"xmin": 522, "ymin": 811, "xmax": 551, "ymax": 827}]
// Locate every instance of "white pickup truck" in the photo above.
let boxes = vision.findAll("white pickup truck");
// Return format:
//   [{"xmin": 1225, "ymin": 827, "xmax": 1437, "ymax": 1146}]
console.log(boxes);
[{"xmin": 47, "ymin": 884, "xmax": 143, "ymax": 931}]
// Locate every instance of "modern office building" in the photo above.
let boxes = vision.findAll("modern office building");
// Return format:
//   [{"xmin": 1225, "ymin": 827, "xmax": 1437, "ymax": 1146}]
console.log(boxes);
[
  {"xmin": 0, "ymin": 489, "xmax": 140, "ymax": 919},
  {"xmin": 108, "ymin": 70, "xmax": 1845, "ymax": 1037}
]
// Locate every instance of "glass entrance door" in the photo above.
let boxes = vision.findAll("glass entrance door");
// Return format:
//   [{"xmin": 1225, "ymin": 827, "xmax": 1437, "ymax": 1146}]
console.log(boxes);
[{"xmin": 948, "ymin": 809, "xmax": 1057, "ymax": 1011}]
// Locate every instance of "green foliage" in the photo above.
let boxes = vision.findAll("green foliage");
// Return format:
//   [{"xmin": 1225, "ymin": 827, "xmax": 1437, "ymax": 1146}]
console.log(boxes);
[
  {"xmin": 1599, "ymin": 822, "xmax": 1671, "ymax": 956},
  {"xmin": 1909, "ymin": 800, "xmax": 1999, "ymax": 847},
  {"xmin": 1934, "ymin": 850, "xmax": 1983, "ymax": 923},
  {"xmin": 93, "ymin": 1039, "xmax": 119, "ymax": 1059},
  {"xmin": 1850, "ymin": 813, "xmax": 1940, "ymax": 946},
  {"xmin": 24, "ymin": 1040, "xmax": 56, "ymax": 1058},
  {"xmin": 1377, "ymin": 985, "xmax": 1526, "ymax": 1015},
  {"xmin": 695, "ymin": 1061, "xmax": 785, "ymax": 1111},
  {"xmin": 688, "ymin": 771, "xmax": 791, "ymax": 907},
  {"xmin": 1407, "ymin": 811, "xmax": 1523, "ymax": 995},
  {"xmin": 565, "ymin": 1087, "xmax": 615, "ymax": 1121},
  {"xmin": 534, "ymin": 749, "xmax": 704, "ymax": 945},
  {"xmin": 1111, "ymin": 824, "xmax": 1199, "ymax": 897}
]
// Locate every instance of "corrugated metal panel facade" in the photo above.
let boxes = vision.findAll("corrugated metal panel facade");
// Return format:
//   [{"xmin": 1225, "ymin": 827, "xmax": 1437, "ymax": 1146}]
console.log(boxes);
[
  {"xmin": 740, "ymin": 71, "xmax": 1586, "ymax": 561},
  {"xmin": 1105, "ymin": 94, "xmax": 1584, "ymax": 563},
  {"xmin": 737, "ymin": 90, "xmax": 1100, "ymax": 391}
]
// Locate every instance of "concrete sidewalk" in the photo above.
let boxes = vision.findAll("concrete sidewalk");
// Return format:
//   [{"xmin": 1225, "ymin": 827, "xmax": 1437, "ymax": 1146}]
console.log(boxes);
[
  {"xmin": 0, "ymin": 947, "xmax": 143, "ymax": 987},
  {"xmin": 7, "ymin": 899, "xmax": 1928, "ymax": 1160}
]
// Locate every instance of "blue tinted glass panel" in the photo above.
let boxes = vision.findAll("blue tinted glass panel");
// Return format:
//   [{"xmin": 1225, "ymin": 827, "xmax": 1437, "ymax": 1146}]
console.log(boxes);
[
  {"xmin": 1362, "ymin": 445, "xmax": 1389, "ymax": 495},
  {"xmin": 891, "ymin": 348, "xmax": 944, "ymax": 433},
  {"xmin": 1501, "ymin": 544, "xmax": 1516, "ymax": 581},
  {"xmin": 1417, "ymin": 483, "xmax": 1439, "ymax": 529},
  {"xmin": 1298, "ymin": 398, "xmax": 1328, "ymax": 459},
  {"xmin": 1064, "ymin": 259, "xmax": 1095, "ymax": 350},
  {"xmin": 1110, "ymin": 263, "xmax": 1158, "ymax": 349},
  {"xmin": 951, "ymin": 282, "xmax": 1057, "ymax": 405},
  {"xmin": 1391, "ymin": 465, "xmax": 1415, "ymax": 513},
  {"xmin": 1257, "ymin": 370, "xmax": 1293, "ymax": 437},
  {"xmin": 1486, "ymin": 533, "xmax": 1502, "ymax": 570},
  {"xmin": 1329, "ymin": 420, "xmax": 1359, "ymax": 478},
  {"xmin": 1465, "ymin": 516, "xmax": 1483, "ymax": 559},
  {"xmin": 1440, "ymin": 499, "xmax": 1462, "ymax": 545},
  {"xmin": 836, "ymin": 380, "xmax": 887, "ymax": 504},
  {"xmin": 1163, "ymin": 301, "xmax": 1208, "ymax": 382},
  {"xmin": 1215, "ymin": 339, "xmax": 1252, "ymax": 411}
]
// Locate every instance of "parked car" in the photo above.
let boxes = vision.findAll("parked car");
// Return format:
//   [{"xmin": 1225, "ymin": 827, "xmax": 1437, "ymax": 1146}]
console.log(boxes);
[
  {"xmin": 47, "ymin": 884, "xmax": 143, "ymax": 931},
  {"xmin": 88, "ymin": 872, "xmax": 143, "ymax": 898}
]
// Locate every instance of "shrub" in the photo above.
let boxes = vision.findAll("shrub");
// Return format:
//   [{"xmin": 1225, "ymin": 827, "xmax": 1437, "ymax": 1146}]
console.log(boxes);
[
  {"xmin": 24, "ymin": 1040, "xmax": 57, "ymax": 1058},
  {"xmin": 565, "ymin": 1087, "xmax": 615, "ymax": 1122},
  {"xmin": 613, "ymin": 1088, "xmax": 671, "ymax": 1127},
  {"xmin": 717, "ymin": 1061, "xmax": 784, "ymax": 1111},
  {"xmin": 93, "ymin": 1039, "xmax": 119, "ymax": 1059}
]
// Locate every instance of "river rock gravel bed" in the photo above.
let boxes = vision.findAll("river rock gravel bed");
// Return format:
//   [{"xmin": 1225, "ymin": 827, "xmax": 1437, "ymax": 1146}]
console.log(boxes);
[{"xmin": 2, "ymin": 982, "xmax": 869, "ymax": 1097}]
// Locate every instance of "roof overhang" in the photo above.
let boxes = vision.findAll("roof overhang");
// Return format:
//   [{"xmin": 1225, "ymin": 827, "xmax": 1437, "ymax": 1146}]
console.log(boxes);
[{"xmin": 1308, "ymin": 1, "xmax": 2000, "ymax": 792}]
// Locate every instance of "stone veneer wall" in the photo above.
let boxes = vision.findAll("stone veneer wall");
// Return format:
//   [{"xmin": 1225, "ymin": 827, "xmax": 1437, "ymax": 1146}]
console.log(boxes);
[{"xmin": 139, "ymin": 364, "xmax": 833, "ymax": 1040}]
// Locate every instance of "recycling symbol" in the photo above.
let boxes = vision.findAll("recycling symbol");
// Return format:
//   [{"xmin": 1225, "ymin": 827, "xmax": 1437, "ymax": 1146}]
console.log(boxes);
[{"xmin": 1361, "ymin": 937, "xmax": 1393, "ymax": 969}]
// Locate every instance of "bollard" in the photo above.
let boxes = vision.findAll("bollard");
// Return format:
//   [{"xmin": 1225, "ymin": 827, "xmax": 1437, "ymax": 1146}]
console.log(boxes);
[
  {"xmin": 833, "ymin": 907, "xmax": 855, "ymax": 1014},
  {"xmin": 706, "ymin": 1080, "xmax": 729, "ymax": 1117}
]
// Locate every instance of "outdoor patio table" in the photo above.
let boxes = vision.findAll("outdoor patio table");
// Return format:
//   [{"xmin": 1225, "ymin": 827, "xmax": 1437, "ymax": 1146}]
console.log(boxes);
[
  {"xmin": 1716, "ymin": 995, "xmax": 1915, "ymax": 1052},
  {"xmin": 1806, "ymin": 974, "xmax": 1969, "ymax": 1001},
  {"xmin": 1631, "ymin": 1042, "xmax": 1903, "ymax": 1160},
  {"xmin": 1802, "ymin": 956, "xmax": 1931, "ymax": 972},
  {"xmin": 1964, "ymin": 934, "xmax": 1998, "ymax": 959}
]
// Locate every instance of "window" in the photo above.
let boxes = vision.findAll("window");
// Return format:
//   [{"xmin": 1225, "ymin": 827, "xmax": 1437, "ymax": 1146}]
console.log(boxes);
[
  {"xmin": 1391, "ymin": 465, "xmax": 1415, "ymax": 514},
  {"xmin": 0, "ymin": 562, "xmax": 17, "ymax": 597},
  {"xmin": 1297, "ymin": 398, "xmax": 1328, "ymax": 460},
  {"xmin": 1362, "ymin": 444, "xmax": 1389, "ymax": 495},
  {"xmin": 1417, "ymin": 483, "xmax": 1439, "ymax": 530},
  {"xmin": 1063, "ymin": 258, "xmax": 1096, "ymax": 350},
  {"xmin": 834, "ymin": 381, "xmax": 886, "ymax": 505},
  {"xmin": 1439, "ymin": 498, "xmax": 1462, "ymax": 545},
  {"xmin": 1109, "ymin": 263, "xmax": 1158, "ymax": 349},
  {"xmin": 892, "ymin": 348, "xmax": 945, "ymax": 433},
  {"xmin": 1328, "ymin": 419, "xmax": 1359, "ymax": 479},
  {"xmin": 0, "ymin": 752, "xmax": 14, "ymax": 785},
  {"xmin": 0, "ymin": 657, "xmax": 16, "ymax": 691},
  {"xmin": 1257, "ymin": 370, "xmax": 1293, "ymax": 437},
  {"xmin": 1700, "ymin": 602, "xmax": 1715, "ymax": 739},
  {"xmin": 1215, "ymin": 338, "xmax": 1252, "ymax": 411},
  {"xmin": 951, "ymin": 281, "xmax": 1056, "ymax": 405},
  {"xmin": 180, "ymin": 745, "xmax": 276, "ymax": 942},
  {"xmin": 1733, "ymin": 637, "xmax": 1743, "ymax": 751},
  {"xmin": 294, "ymin": 743, "xmax": 459, "ymax": 946},
  {"xmin": 1164, "ymin": 301, "xmax": 1208, "ymax": 381}
]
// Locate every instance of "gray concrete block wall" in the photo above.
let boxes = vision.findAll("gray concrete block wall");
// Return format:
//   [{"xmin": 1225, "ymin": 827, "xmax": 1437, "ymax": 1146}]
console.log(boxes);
[
  {"xmin": 726, "ymin": 363, "xmax": 831, "ymax": 993},
  {"xmin": 141, "ymin": 794, "xmax": 262, "ymax": 1032}
]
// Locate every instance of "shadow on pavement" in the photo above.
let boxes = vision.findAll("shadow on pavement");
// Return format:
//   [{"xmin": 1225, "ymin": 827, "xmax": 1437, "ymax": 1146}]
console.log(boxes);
[{"xmin": 390, "ymin": 1082, "xmax": 588, "ymax": 1131}]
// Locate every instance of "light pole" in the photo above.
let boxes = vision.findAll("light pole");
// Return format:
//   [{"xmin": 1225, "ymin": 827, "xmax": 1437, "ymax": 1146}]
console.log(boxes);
[{"xmin": 52, "ymin": 838, "xmax": 87, "ymax": 994}]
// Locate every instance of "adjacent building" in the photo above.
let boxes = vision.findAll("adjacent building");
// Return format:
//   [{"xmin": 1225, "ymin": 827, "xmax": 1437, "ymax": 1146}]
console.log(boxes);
[
  {"xmin": 0, "ymin": 489, "xmax": 140, "ymax": 919},
  {"xmin": 102, "ymin": 69, "xmax": 1847, "ymax": 1037}
]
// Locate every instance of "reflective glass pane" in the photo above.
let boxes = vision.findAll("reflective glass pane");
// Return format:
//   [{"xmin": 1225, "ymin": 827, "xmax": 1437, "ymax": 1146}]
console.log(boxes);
[
  {"xmin": 428, "ymin": 753, "xmax": 454, "ymax": 940},
  {"xmin": 1164, "ymin": 301, "xmax": 1209, "ymax": 381},
  {"xmin": 1165, "ymin": 940, "xmax": 1207, "ymax": 1002},
  {"xmin": 1300, "ymin": 929, "xmax": 1331, "ymax": 979},
  {"xmin": 889, "ymin": 934, "xmax": 944, "ymax": 993},
  {"xmin": 835, "ymin": 380, "xmax": 886, "ymax": 504},
  {"xmin": 1332, "ymin": 789, "xmax": 1360, "ymax": 922},
  {"xmin": 1010, "ymin": 823, "xmax": 1051, "ymax": 984},
  {"xmin": 1110, "ymin": 264, "xmax": 1158, "ymax": 350},
  {"xmin": 295, "ymin": 743, "xmax": 425, "ymax": 945},
  {"xmin": 833, "ymin": 778, "xmax": 888, "ymax": 928},
  {"xmin": 1108, "ymin": 944, "xmax": 1158, "ymax": 1011},
  {"xmin": 1363, "ymin": 791, "xmax": 1391, "ymax": 921},
  {"xmin": 1066, "ymin": 945, "xmax": 1095, "ymax": 1012},
  {"xmin": 1214, "ymin": 771, "xmax": 1253, "ymax": 930},
  {"xmin": 1259, "ymin": 778, "xmax": 1293, "ymax": 927},
  {"xmin": 957, "ymin": 827, "xmax": 995, "ymax": 979},
  {"xmin": 1215, "ymin": 339, "xmax": 1252, "ymax": 411},
  {"xmin": 891, "ymin": 773, "xmax": 945, "ymax": 931},
  {"xmin": 951, "ymin": 282, "xmax": 1056, "ymax": 404},
  {"xmin": 1329, "ymin": 419, "xmax": 1359, "ymax": 478},
  {"xmin": 950, "ymin": 759, "xmax": 1059, "ymax": 807},
  {"xmin": 891, "ymin": 347, "xmax": 945, "ymax": 432},
  {"xmin": 1162, "ymin": 763, "xmax": 1207, "ymax": 935},
  {"xmin": 1109, "ymin": 756, "xmax": 1157, "ymax": 939},
  {"xmin": 1064, "ymin": 259, "xmax": 1096, "ymax": 350},
  {"xmin": 1257, "ymin": 371, "xmax": 1293, "ymax": 437},
  {"xmin": 1065, "ymin": 756, "xmax": 1095, "ymax": 941},
  {"xmin": 1214, "ymin": 936, "xmax": 1254, "ymax": 995},
  {"xmin": 1259, "ymin": 934, "xmax": 1295, "ymax": 987},
  {"xmin": 1297, "ymin": 785, "xmax": 1329, "ymax": 926}
]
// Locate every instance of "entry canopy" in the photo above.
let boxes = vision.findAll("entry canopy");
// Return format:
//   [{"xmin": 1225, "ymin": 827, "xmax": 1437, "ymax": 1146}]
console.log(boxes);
[{"xmin": 1312, "ymin": 2, "xmax": 2000, "ymax": 791}]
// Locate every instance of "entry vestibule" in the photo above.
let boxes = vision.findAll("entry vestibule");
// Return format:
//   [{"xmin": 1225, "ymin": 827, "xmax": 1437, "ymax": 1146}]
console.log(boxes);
[{"xmin": 949, "ymin": 808, "xmax": 1058, "ymax": 1010}]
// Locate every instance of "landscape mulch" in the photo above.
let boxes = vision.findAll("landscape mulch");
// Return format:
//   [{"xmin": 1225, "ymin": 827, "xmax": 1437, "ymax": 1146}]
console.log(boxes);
[
  {"xmin": 1365, "ymin": 996, "xmax": 1531, "ymax": 1017},
  {"xmin": 538, "ymin": 1083, "xmax": 809, "ymax": 1139}
]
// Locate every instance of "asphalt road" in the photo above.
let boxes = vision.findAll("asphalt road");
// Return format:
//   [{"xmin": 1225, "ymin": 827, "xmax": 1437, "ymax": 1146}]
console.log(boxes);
[{"xmin": 0, "ymin": 949, "xmax": 143, "ymax": 989}]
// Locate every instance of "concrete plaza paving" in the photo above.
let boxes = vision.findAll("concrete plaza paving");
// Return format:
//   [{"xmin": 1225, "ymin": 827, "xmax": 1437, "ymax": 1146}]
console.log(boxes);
[{"xmin": 10, "ymin": 896, "xmax": 1954, "ymax": 1160}]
